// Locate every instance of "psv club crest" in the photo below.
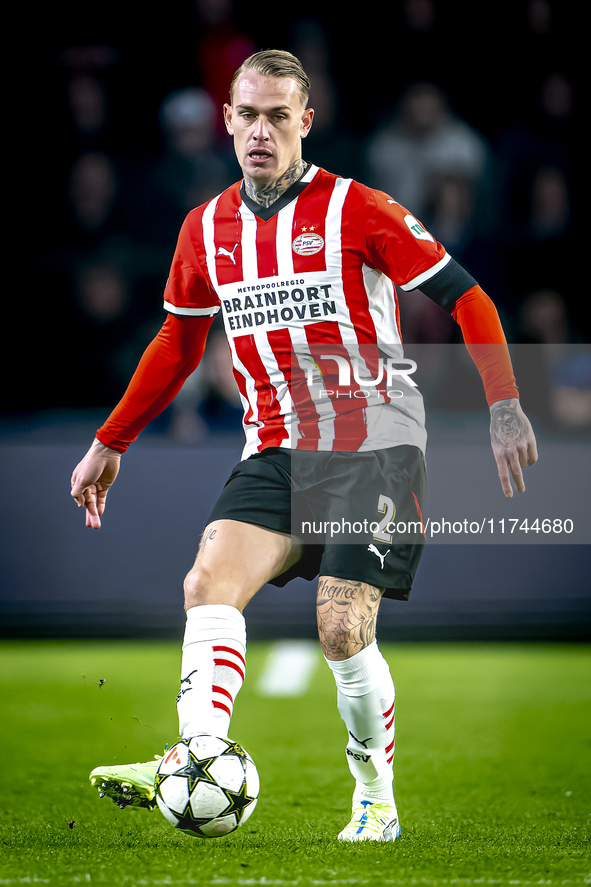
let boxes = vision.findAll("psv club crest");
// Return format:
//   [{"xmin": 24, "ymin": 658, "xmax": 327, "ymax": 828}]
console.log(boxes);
[{"xmin": 292, "ymin": 231, "xmax": 324, "ymax": 256}]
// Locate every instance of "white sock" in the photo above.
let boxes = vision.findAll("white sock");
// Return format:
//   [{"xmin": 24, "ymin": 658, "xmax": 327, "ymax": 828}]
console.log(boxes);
[
  {"xmin": 325, "ymin": 641, "xmax": 396, "ymax": 806},
  {"xmin": 177, "ymin": 604, "xmax": 246, "ymax": 739}
]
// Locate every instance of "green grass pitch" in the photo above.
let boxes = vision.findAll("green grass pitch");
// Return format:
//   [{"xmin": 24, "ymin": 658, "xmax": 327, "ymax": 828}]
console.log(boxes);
[{"xmin": 0, "ymin": 640, "xmax": 589, "ymax": 886}]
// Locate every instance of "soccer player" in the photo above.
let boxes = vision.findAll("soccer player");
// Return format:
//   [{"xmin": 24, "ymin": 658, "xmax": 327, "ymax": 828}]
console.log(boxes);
[{"xmin": 71, "ymin": 50, "xmax": 537, "ymax": 842}]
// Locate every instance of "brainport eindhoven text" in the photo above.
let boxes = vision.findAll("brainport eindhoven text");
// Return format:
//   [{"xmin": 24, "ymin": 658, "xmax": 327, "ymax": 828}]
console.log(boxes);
[{"xmin": 222, "ymin": 281, "xmax": 336, "ymax": 329}]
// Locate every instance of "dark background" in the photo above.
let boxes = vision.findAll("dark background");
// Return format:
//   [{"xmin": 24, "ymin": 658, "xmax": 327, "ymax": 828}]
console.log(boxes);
[{"xmin": 2, "ymin": 0, "xmax": 588, "ymax": 640}]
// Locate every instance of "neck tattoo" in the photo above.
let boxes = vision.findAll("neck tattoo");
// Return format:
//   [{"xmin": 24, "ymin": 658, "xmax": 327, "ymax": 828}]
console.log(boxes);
[{"xmin": 244, "ymin": 159, "xmax": 306, "ymax": 209}]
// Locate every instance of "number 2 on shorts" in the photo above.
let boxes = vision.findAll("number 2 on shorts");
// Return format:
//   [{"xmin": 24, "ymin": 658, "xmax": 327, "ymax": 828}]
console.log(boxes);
[{"xmin": 373, "ymin": 494, "xmax": 395, "ymax": 544}]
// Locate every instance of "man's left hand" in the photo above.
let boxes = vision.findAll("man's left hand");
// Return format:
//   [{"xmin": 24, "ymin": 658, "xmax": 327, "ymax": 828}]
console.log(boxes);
[{"xmin": 489, "ymin": 398, "xmax": 538, "ymax": 497}]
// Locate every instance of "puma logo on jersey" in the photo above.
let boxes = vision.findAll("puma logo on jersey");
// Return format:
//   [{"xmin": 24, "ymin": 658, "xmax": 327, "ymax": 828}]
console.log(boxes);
[
  {"xmin": 368, "ymin": 544, "xmax": 390, "ymax": 569},
  {"xmin": 218, "ymin": 244, "xmax": 239, "ymax": 264}
]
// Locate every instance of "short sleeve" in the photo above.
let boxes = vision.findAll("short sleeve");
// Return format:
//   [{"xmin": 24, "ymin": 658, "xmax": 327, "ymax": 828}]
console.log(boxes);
[
  {"xmin": 163, "ymin": 210, "xmax": 221, "ymax": 317},
  {"xmin": 363, "ymin": 189, "xmax": 451, "ymax": 290}
]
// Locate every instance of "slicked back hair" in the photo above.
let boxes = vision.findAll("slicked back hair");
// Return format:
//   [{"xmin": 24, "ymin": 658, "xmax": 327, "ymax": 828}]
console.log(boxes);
[{"xmin": 229, "ymin": 50, "xmax": 310, "ymax": 108}]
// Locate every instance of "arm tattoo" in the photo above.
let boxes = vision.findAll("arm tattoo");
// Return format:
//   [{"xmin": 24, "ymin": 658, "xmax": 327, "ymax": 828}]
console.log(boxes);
[
  {"xmin": 490, "ymin": 399, "xmax": 529, "ymax": 448},
  {"xmin": 316, "ymin": 577, "xmax": 382, "ymax": 661},
  {"xmin": 244, "ymin": 159, "xmax": 306, "ymax": 209}
]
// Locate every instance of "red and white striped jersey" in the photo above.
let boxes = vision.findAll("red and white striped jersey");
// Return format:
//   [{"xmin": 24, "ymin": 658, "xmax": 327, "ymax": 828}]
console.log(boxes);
[{"xmin": 163, "ymin": 164, "xmax": 451, "ymax": 459}]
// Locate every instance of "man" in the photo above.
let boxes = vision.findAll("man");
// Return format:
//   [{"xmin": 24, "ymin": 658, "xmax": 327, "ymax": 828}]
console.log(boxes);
[{"xmin": 71, "ymin": 50, "xmax": 537, "ymax": 842}]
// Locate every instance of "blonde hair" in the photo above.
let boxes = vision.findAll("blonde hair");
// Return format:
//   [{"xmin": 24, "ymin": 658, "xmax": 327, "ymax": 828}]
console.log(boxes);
[{"xmin": 230, "ymin": 50, "xmax": 310, "ymax": 107}]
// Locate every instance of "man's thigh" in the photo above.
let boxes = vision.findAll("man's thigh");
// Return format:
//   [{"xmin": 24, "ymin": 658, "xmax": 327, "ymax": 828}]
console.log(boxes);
[
  {"xmin": 297, "ymin": 446, "xmax": 426, "ymax": 600},
  {"xmin": 184, "ymin": 519, "xmax": 302, "ymax": 611}
]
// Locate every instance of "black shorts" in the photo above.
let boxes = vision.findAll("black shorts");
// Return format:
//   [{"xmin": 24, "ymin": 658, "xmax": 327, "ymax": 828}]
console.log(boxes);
[{"xmin": 207, "ymin": 446, "xmax": 426, "ymax": 601}]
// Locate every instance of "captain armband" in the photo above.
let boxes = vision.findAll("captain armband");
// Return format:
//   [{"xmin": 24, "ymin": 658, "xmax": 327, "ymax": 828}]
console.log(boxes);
[{"xmin": 414, "ymin": 258, "xmax": 478, "ymax": 313}]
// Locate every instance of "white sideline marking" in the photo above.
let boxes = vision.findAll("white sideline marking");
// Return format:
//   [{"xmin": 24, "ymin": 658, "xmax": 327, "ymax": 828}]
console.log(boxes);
[{"xmin": 256, "ymin": 640, "xmax": 319, "ymax": 697}]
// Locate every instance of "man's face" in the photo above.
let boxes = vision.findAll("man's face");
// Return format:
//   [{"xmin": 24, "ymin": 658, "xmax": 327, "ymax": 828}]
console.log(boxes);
[{"xmin": 224, "ymin": 71, "xmax": 313, "ymax": 183}]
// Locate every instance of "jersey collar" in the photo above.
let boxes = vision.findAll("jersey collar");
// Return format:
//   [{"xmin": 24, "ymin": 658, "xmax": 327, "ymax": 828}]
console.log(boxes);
[{"xmin": 240, "ymin": 162, "xmax": 317, "ymax": 220}]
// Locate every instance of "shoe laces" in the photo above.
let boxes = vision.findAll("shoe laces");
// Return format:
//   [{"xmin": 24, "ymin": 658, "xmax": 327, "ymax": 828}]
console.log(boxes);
[{"xmin": 353, "ymin": 801, "xmax": 394, "ymax": 832}]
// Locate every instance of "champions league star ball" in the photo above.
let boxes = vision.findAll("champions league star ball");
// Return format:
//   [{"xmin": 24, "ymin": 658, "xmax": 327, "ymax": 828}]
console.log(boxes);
[{"xmin": 155, "ymin": 735, "xmax": 259, "ymax": 838}]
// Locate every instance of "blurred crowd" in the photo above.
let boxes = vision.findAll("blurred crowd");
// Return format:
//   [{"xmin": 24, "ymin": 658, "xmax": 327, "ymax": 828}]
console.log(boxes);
[{"xmin": 16, "ymin": 0, "xmax": 587, "ymax": 438}]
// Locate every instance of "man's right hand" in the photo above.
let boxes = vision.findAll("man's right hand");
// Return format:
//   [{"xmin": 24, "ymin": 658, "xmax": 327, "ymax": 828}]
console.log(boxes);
[{"xmin": 71, "ymin": 439, "xmax": 121, "ymax": 529}]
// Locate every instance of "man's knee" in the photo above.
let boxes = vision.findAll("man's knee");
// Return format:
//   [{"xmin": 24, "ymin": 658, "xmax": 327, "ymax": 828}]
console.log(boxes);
[
  {"xmin": 182, "ymin": 544, "xmax": 263, "ymax": 612},
  {"xmin": 183, "ymin": 561, "xmax": 216, "ymax": 610},
  {"xmin": 317, "ymin": 618, "xmax": 351, "ymax": 661},
  {"xmin": 316, "ymin": 576, "xmax": 383, "ymax": 661}
]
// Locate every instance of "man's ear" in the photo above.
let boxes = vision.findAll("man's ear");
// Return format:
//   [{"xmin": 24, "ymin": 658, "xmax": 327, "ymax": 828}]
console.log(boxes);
[
  {"xmin": 301, "ymin": 107, "xmax": 314, "ymax": 139},
  {"xmin": 223, "ymin": 103, "xmax": 234, "ymax": 136}
]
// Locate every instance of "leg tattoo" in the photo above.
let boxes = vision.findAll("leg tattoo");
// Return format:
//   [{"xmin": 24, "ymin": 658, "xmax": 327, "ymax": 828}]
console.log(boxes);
[{"xmin": 317, "ymin": 577, "xmax": 382, "ymax": 661}]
